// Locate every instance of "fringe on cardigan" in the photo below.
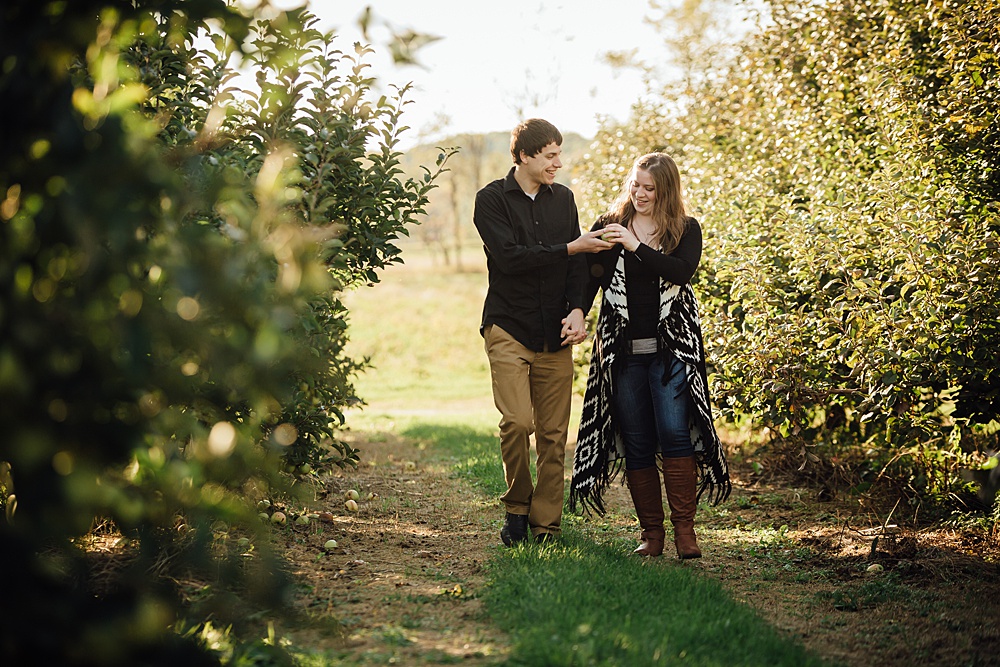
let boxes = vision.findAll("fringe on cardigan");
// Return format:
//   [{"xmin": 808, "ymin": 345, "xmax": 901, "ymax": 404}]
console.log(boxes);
[{"xmin": 570, "ymin": 252, "xmax": 731, "ymax": 515}]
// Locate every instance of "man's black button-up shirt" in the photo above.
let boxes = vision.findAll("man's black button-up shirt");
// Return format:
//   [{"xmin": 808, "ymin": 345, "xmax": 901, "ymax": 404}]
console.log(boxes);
[{"xmin": 474, "ymin": 167, "xmax": 587, "ymax": 352}]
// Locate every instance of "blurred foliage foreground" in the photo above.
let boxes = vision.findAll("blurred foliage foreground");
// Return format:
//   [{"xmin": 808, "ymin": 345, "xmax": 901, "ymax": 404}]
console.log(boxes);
[{"xmin": 1, "ymin": 1, "xmax": 447, "ymax": 663}]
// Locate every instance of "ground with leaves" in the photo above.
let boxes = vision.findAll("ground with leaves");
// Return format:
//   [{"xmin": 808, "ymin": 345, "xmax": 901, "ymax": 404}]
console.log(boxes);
[
  {"xmin": 269, "ymin": 430, "xmax": 503, "ymax": 664},
  {"xmin": 260, "ymin": 430, "xmax": 1000, "ymax": 666}
]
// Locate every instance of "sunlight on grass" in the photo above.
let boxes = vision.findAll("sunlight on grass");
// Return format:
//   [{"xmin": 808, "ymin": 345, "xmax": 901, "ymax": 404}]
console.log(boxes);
[
  {"xmin": 348, "ymin": 412, "xmax": 508, "ymax": 499},
  {"xmin": 414, "ymin": 418, "xmax": 836, "ymax": 665},
  {"xmin": 348, "ymin": 411, "xmax": 829, "ymax": 666},
  {"xmin": 484, "ymin": 533, "xmax": 826, "ymax": 666},
  {"xmin": 398, "ymin": 420, "xmax": 507, "ymax": 498},
  {"xmin": 343, "ymin": 248, "xmax": 493, "ymax": 415}
]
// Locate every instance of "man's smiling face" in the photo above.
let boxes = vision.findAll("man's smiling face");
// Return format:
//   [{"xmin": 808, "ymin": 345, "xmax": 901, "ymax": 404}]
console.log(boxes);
[{"xmin": 519, "ymin": 141, "xmax": 563, "ymax": 190}]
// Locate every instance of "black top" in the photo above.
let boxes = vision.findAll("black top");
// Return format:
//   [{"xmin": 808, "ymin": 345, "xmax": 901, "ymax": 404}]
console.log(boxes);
[
  {"xmin": 474, "ymin": 167, "xmax": 588, "ymax": 352},
  {"xmin": 623, "ymin": 250, "xmax": 661, "ymax": 340},
  {"xmin": 584, "ymin": 215, "xmax": 703, "ymax": 340}
]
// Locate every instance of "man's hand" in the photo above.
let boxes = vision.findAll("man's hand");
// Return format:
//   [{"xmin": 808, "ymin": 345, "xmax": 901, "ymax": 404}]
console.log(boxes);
[
  {"xmin": 560, "ymin": 308, "xmax": 587, "ymax": 346},
  {"xmin": 567, "ymin": 229, "xmax": 614, "ymax": 255}
]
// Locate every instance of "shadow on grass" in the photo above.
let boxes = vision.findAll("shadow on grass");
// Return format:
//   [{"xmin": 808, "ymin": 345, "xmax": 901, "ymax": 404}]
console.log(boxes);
[
  {"xmin": 397, "ymin": 421, "xmax": 833, "ymax": 667},
  {"xmin": 400, "ymin": 421, "xmax": 507, "ymax": 499}
]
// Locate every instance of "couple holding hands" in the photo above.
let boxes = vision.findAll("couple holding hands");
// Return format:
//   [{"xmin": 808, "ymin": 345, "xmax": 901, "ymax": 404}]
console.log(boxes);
[{"xmin": 474, "ymin": 118, "xmax": 731, "ymax": 558}]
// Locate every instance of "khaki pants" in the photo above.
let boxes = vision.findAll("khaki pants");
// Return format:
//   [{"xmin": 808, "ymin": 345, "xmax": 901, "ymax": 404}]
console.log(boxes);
[{"xmin": 484, "ymin": 324, "xmax": 573, "ymax": 536}]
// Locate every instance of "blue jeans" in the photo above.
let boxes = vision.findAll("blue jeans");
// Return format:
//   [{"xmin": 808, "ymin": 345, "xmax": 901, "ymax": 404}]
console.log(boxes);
[{"xmin": 614, "ymin": 352, "xmax": 695, "ymax": 470}]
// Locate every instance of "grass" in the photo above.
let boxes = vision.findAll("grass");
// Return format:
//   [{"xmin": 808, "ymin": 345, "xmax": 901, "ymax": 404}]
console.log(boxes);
[
  {"xmin": 345, "ymin": 411, "xmax": 830, "ymax": 664},
  {"xmin": 340, "ymin": 243, "xmax": 831, "ymax": 666},
  {"xmin": 419, "ymin": 425, "xmax": 828, "ymax": 666},
  {"xmin": 342, "ymin": 248, "xmax": 492, "ymax": 414},
  {"xmin": 485, "ymin": 536, "xmax": 825, "ymax": 667},
  {"xmin": 815, "ymin": 571, "xmax": 929, "ymax": 613},
  {"xmin": 399, "ymin": 420, "xmax": 507, "ymax": 498}
]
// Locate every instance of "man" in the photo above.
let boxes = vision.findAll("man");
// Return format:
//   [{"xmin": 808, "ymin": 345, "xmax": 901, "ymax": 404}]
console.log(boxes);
[{"xmin": 473, "ymin": 118, "xmax": 611, "ymax": 545}]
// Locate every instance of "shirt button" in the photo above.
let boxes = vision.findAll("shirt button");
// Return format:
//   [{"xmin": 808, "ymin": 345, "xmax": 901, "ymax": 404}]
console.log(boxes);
[{"xmin": 535, "ymin": 221, "xmax": 539, "ymax": 225}]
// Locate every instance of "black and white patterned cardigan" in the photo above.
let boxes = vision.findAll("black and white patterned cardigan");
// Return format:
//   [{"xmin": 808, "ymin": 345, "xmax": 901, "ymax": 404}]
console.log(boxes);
[{"xmin": 569, "ymin": 248, "xmax": 732, "ymax": 515}]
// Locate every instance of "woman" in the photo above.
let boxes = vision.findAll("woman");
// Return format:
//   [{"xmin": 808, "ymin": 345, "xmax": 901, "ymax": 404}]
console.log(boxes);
[{"xmin": 570, "ymin": 153, "xmax": 730, "ymax": 559}]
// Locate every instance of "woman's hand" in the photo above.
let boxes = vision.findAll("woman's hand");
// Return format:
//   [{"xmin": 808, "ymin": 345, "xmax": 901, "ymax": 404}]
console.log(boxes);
[
  {"xmin": 560, "ymin": 308, "xmax": 587, "ymax": 345},
  {"xmin": 599, "ymin": 223, "xmax": 640, "ymax": 252}
]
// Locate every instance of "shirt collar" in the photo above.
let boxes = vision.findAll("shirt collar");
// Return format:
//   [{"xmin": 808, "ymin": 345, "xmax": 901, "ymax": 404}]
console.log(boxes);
[{"xmin": 503, "ymin": 166, "xmax": 553, "ymax": 197}]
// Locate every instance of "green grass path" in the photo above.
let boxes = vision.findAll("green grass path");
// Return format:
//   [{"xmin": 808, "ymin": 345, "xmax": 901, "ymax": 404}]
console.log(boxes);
[
  {"xmin": 386, "ymin": 418, "xmax": 827, "ymax": 667},
  {"xmin": 343, "ymin": 250, "xmax": 829, "ymax": 666}
]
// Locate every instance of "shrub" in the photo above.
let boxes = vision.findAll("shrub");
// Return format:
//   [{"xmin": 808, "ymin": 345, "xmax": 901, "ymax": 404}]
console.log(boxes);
[
  {"xmin": 0, "ymin": 1, "xmax": 445, "ymax": 663},
  {"xmin": 576, "ymin": 0, "xmax": 1000, "ymax": 506}
]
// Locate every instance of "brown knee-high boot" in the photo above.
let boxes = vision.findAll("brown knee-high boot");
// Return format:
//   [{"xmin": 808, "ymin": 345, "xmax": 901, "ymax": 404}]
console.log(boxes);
[
  {"xmin": 625, "ymin": 467, "xmax": 665, "ymax": 556},
  {"xmin": 662, "ymin": 456, "xmax": 702, "ymax": 559}
]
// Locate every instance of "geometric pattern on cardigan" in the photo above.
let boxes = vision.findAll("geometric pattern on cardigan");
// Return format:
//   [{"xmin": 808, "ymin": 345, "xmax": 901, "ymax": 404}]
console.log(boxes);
[{"xmin": 570, "ymin": 251, "xmax": 731, "ymax": 515}]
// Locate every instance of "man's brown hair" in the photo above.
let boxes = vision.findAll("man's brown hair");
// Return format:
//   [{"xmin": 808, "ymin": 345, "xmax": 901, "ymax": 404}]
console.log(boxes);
[{"xmin": 510, "ymin": 118, "xmax": 563, "ymax": 164}]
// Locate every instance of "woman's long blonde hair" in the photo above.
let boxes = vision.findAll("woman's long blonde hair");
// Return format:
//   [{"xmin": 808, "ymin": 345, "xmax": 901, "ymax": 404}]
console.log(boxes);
[{"xmin": 607, "ymin": 152, "xmax": 687, "ymax": 253}]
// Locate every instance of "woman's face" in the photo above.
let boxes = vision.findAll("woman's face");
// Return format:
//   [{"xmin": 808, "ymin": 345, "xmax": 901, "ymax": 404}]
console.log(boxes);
[{"xmin": 629, "ymin": 168, "xmax": 656, "ymax": 215}]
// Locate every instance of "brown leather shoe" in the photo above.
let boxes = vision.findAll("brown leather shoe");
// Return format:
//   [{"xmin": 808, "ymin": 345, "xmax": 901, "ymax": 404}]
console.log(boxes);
[
  {"xmin": 663, "ymin": 456, "xmax": 702, "ymax": 559},
  {"xmin": 626, "ymin": 467, "xmax": 665, "ymax": 557}
]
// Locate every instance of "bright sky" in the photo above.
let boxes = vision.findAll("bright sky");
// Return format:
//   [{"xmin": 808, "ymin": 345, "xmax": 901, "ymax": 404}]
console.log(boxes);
[{"xmin": 278, "ymin": 0, "xmax": 669, "ymax": 144}]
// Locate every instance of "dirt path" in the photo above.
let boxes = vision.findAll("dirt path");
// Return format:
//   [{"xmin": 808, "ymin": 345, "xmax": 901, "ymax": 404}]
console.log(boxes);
[
  {"xmin": 275, "ymin": 431, "xmax": 507, "ymax": 665},
  {"xmin": 271, "ymin": 430, "xmax": 1000, "ymax": 666}
]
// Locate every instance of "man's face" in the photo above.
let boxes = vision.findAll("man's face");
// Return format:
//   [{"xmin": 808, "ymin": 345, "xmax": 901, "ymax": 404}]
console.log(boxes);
[{"xmin": 519, "ymin": 142, "xmax": 563, "ymax": 188}]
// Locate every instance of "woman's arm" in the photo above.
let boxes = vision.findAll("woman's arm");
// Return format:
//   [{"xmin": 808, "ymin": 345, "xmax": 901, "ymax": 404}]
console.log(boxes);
[{"xmin": 632, "ymin": 219, "xmax": 702, "ymax": 285}]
